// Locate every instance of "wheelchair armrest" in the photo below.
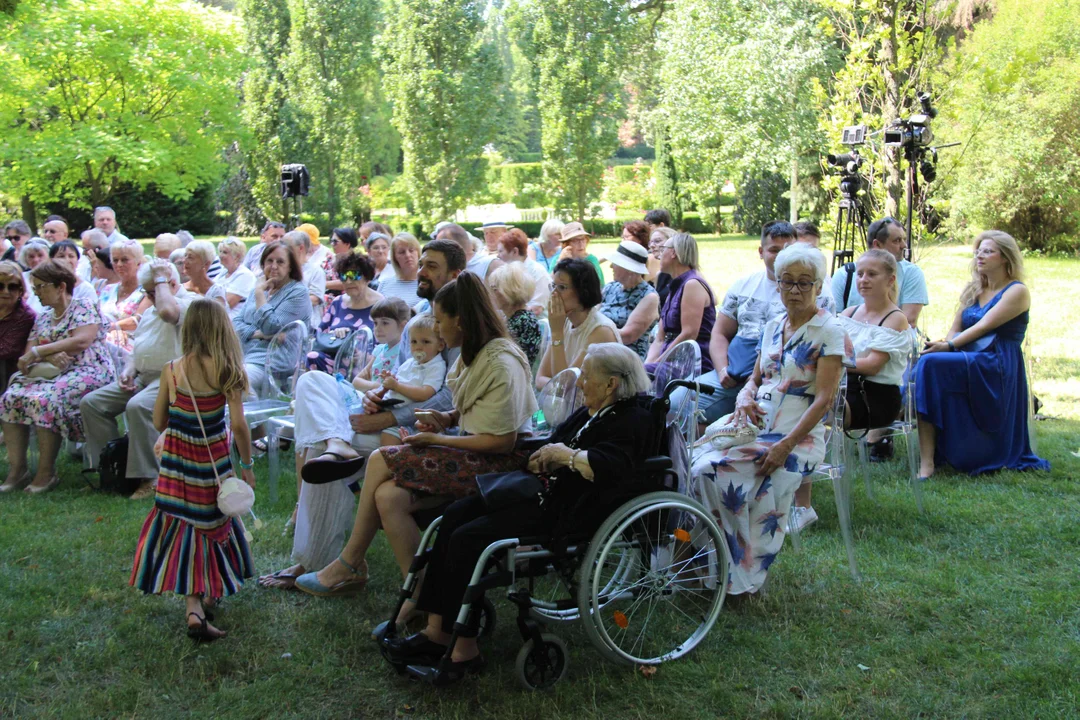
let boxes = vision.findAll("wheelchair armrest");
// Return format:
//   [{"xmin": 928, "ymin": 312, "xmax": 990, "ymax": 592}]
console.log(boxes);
[
  {"xmin": 643, "ymin": 456, "xmax": 672, "ymax": 473},
  {"xmin": 516, "ymin": 434, "xmax": 553, "ymax": 453}
]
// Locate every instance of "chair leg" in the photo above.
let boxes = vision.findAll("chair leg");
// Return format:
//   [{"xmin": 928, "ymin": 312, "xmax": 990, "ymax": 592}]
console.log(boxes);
[
  {"xmin": 858, "ymin": 437, "xmax": 874, "ymax": 501},
  {"xmin": 267, "ymin": 424, "xmax": 280, "ymax": 504},
  {"xmin": 905, "ymin": 428, "xmax": 924, "ymax": 514},
  {"xmin": 830, "ymin": 464, "xmax": 859, "ymax": 581}
]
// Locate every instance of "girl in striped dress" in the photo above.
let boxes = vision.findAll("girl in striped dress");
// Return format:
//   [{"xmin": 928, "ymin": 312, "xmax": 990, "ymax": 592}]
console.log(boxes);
[{"xmin": 130, "ymin": 299, "xmax": 255, "ymax": 642}]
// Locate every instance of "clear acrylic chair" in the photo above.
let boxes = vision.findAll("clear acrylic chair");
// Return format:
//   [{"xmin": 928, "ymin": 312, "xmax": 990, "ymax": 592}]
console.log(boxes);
[
  {"xmin": 537, "ymin": 367, "xmax": 582, "ymax": 431},
  {"xmin": 650, "ymin": 340, "xmax": 703, "ymax": 448},
  {"xmin": 266, "ymin": 327, "xmax": 374, "ymax": 499},
  {"xmin": 856, "ymin": 329, "xmax": 924, "ymax": 512},
  {"xmin": 788, "ymin": 371, "xmax": 859, "ymax": 581}
]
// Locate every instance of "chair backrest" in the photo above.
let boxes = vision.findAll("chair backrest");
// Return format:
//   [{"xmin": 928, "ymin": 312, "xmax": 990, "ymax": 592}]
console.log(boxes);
[
  {"xmin": 263, "ymin": 320, "xmax": 310, "ymax": 401},
  {"xmin": 538, "ymin": 367, "xmax": 582, "ymax": 429},
  {"xmin": 333, "ymin": 326, "xmax": 374, "ymax": 380},
  {"xmin": 650, "ymin": 340, "xmax": 701, "ymax": 397},
  {"xmin": 817, "ymin": 370, "xmax": 849, "ymax": 479}
]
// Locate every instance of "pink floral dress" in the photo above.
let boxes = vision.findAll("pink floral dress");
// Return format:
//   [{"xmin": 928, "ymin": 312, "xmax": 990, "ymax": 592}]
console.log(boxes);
[
  {"xmin": 691, "ymin": 309, "xmax": 853, "ymax": 595},
  {"xmin": 99, "ymin": 283, "xmax": 146, "ymax": 353},
  {"xmin": 0, "ymin": 295, "xmax": 115, "ymax": 440}
]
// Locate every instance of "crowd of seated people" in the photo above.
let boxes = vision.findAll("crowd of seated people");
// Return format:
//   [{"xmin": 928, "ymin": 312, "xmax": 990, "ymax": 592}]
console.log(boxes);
[{"xmin": 0, "ymin": 206, "xmax": 1051, "ymax": 658}]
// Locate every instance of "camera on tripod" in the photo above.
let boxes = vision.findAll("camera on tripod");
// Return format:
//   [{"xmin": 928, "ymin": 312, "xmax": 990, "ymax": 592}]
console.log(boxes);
[
  {"xmin": 826, "ymin": 125, "xmax": 868, "ymax": 198},
  {"xmin": 884, "ymin": 92, "xmax": 936, "ymax": 149}
]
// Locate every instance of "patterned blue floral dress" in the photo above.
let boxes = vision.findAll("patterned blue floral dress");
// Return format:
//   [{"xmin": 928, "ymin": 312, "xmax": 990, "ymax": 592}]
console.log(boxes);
[
  {"xmin": 690, "ymin": 309, "xmax": 853, "ymax": 595},
  {"xmin": 599, "ymin": 280, "xmax": 658, "ymax": 360}
]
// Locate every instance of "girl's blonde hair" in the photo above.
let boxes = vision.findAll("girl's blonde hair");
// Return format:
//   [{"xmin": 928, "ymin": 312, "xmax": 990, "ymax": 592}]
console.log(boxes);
[
  {"xmin": 857, "ymin": 249, "xmax": 899, "ymax": 305},
  {"xmin": 959, "ymin": 230, "xmax": 1025, "ymax": 308},
  {"xmin": 181, "ymin": 299, "xmax": 249, "ymax": 396}
]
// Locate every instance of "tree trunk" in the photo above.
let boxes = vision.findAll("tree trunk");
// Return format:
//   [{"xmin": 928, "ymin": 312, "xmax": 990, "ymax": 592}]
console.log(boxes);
[
  {"xmin": 880, "ymin": 0, "xmax": 903, "ymax": 220},
  {"xmin": 789, "ymin": 157, "xmax": 799, "ymax": 223},
  {"xmin": 326, "ymin": 156, "xmax": 337, "ymax": 228},
  {"xmin": 20, "ymin": 195, "xmax": 36, "ymax": 231}
]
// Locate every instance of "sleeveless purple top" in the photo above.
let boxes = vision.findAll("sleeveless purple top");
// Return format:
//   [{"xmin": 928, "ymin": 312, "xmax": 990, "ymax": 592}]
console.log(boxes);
[{"xmin": 659, "ymin": 269, "xmax": 716, "ymax": 372}]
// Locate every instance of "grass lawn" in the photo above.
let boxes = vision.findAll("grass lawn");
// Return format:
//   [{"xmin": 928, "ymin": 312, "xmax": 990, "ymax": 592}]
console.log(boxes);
[{"xmin": 2, "ymin": 235, "xmax": 1078, "ymax": 718}]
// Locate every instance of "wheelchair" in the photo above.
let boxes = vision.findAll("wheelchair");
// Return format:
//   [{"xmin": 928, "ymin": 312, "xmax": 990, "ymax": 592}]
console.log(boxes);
[{"xmin": 374, "ymin": 380, "xmax": 730, "ymax": 690}]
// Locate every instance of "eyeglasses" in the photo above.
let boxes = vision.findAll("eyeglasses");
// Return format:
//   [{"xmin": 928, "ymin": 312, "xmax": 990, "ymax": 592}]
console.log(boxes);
[
  {"xmin": 1, "ymin": 282, "xmax": 22, "ymax": 292},
  {"xmin": 340, "ymin": 271, "xmax": 364, "ymax": 281},
  {"xmin": 777, "ymin": 279, "xmax": 816, "ymax": 292},
  {"xmin": 4, "ymin": 235, "xmax": 19, "ymax": 241}
]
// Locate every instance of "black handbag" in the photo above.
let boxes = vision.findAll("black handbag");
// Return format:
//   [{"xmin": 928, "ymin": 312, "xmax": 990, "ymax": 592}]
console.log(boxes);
[
  {"xmin": 96, "ymin": 437, "xmax": 142, "ymax": 496},
  {"xmin": 312, "ymin": 331, "xmax": 346, "ymax": 357},
  {"xmin": 476, "ymin": 470, "xmax": 544, "ymax": 511}
]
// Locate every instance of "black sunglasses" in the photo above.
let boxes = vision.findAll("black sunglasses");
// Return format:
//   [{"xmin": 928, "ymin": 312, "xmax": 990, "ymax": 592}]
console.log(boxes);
[
  {"xmin": 1, "ymin": 282, "xmax": 23, "ymax": 292},
  {"xmin": 5, "ymin": 235, "xmax": 19, "ymax": 241}
]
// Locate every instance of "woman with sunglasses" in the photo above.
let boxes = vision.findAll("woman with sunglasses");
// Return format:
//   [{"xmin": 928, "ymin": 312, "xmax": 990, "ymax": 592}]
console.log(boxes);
[
  {"xmin": 0, "ymin": 261, "xmax": 36, "ymax": 394},
  {"xmin": 644, "ymin": 232, "xmax": 716, "ymax": 373},
  {"xmin": 305, "ymin": 253, "xmax": 384, "ymax": 373}
]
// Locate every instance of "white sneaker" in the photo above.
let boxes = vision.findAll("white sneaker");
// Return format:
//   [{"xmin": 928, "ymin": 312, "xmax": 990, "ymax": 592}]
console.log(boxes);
[{"xmin": 788, "ymin": 506, "xmax": 819, "ymax": 533}]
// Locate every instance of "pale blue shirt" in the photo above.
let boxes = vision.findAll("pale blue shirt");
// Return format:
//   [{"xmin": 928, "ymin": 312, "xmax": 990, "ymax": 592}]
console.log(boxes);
[{"xmin": 831, "ymin": 258, "xmax": 929, "ymax": 311}]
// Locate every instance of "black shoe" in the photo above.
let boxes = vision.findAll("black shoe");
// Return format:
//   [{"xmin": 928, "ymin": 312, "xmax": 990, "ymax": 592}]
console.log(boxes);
[
  {"xmin": 407, "ymin": 654, "xmax": 486, "ymax": 686},
  {"xmin": 868, "ymin": 437, "xmax": 894, "ymax": 462},
  {"xmin": 381, "ymin": 632, "xmax": 448, "ymax": 665}
]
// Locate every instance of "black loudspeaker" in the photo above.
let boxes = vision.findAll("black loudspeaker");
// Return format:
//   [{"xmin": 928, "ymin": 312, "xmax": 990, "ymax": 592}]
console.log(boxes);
[{"xmin": 280, "ymin": 164, "xmax": 310, "ymax": 198}]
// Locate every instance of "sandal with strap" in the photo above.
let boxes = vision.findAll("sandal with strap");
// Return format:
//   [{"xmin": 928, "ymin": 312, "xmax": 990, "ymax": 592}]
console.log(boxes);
[
  {"xmin": 186, "ymin": 613, "xmax": 224, "ymax": 643},
  {"xmin": 295, "ymin": 555, "xmax": 368, "ymax": 597}
]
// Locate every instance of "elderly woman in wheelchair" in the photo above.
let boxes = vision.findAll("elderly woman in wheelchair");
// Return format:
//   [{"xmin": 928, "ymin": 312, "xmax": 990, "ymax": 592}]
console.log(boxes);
[{"xmin": 379, "ymin": 343, "xmax": 666, "ymax": 683}]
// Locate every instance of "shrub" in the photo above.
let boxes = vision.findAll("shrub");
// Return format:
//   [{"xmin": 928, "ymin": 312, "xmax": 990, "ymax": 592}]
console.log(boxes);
[{"xmin": 733, "ymin": 170, "xmax": 790, "ymax": 235}]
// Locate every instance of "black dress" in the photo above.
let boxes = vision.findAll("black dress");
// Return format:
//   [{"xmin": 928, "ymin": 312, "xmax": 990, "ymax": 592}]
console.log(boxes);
[{"xmin": 413, "ymin": 395, "xmax": 658, "ymax": 633}]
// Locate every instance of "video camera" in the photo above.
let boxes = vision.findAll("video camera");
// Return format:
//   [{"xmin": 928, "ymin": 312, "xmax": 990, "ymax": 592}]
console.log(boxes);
[
  {"xmin": 884, "ymin": 93, "xmax": 936, "ymax": 149},
  {"xmin": 280, "ymin": 164, "xmax": 310, "ymax": 199}
]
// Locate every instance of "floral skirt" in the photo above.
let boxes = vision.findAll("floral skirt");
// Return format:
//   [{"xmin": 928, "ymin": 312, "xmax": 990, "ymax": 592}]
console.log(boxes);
[
  {"xmin": 383, "ymin": 444, "xmax": 531, "ymax": 500},
  {"xmin": 0, "ymin": 366, "xmax": 112, "ymax": 440}
]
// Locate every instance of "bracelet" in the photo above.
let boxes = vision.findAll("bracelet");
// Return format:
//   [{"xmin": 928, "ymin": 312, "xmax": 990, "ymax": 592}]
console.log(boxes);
[
  {"xmin": 947, "ymin": 340, "xmax": 956, "ymax": 352},
  {"xmin": 551, "ymin": 339, "xmax": 563, "ymax": 347},
  {"xmin": 153, "ymin": 277, "xmax": 169, "ymax": 285},
  {"xmin": 238, "ymin": 458, "xmax": 254, "ymax": 470},
  {"xmin": 570, "ymin": 449, "xmax": 582, "ymax": 473},
  {"xmin": 31, "ymin": 346, "xmax": 40, "ymax": 359}
]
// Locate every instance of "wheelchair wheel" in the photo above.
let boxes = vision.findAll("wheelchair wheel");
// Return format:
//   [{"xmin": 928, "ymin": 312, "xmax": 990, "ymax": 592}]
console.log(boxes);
[
  {"xmin": 514, "ymin": 633, "xmax": 570, "ymax": 691},
  {"xmin": 577, "ymin": 491, "xmax": 727, "ymax": 666}
]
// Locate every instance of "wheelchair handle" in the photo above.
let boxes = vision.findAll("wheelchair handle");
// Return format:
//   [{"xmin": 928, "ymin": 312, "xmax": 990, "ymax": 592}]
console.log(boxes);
[{"xmin": 661, "ymin": 379, "xmax": 716, "ymax": 399}]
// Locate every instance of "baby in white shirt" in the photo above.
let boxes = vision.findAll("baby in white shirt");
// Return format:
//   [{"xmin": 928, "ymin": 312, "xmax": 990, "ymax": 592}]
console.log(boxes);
[{"xmin": 376, "ymin": 314, "xmax": 446, "ymax": 445}]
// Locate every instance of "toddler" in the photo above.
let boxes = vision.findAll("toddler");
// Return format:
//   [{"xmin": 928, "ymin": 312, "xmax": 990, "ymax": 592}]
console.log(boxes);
[
  {"xmin": 352, "ymin": 297, "xmax": 411, "ymax": 393},
  {"xmin": 376, "ymin": 314, "xmax": 446, "ymax": 445}
]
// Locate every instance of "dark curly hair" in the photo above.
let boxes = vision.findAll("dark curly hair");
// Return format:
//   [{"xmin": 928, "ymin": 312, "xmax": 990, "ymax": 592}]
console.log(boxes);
[
  {"xmin": 553, "ymin": 258, "xmax": 603, "ymax": 309},
  {"xmin": 622, "ymin": 220, "xmax": 651, "ymax": 248},
  {"xmin": 335, "ymin": 251, "xmax": 376, "ymax": 282}
]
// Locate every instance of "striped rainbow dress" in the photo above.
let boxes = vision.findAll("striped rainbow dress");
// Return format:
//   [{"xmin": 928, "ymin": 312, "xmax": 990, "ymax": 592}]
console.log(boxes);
[{"xmin": 130, "ymin": 362, "xmax": 253, "ymax": 598}]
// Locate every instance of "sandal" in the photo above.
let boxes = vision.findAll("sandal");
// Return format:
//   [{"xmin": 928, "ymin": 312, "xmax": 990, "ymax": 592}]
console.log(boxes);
[
  {"xmin": 295, "ymin": 555, "xmax": 368, "ymax": 597},
  {"xmin": 253, "ymin": 437, "xmax": 291, "ymax": 454},
  {"xmin": 258, "ymin": 568, "xmax": 301, "ymax": 590},
  {"xmin": 301, "ymin": 452, "xmax": 365, "ymax": 484},
  {"xmin": 0, "ymin": 471, "xmax": 32, "ymax": 493},
  {"xmin": 186, "ymin": 612, "xmax": 225, "ymax": 643}
]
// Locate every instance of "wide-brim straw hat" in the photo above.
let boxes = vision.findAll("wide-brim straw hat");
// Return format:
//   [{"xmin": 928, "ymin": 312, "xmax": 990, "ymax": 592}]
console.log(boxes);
[
  {"xmin": 560, "ymin": 221, "xmax": 590, "ymax": 243},
  {"xmin": 607, "ymin": 240, "xmax": 650, "ymax": 275}
]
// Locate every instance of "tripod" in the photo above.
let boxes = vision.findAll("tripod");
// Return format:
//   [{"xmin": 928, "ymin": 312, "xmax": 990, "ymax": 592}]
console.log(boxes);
[{"xmin": 830, "ymin": 177, "xmax": 872, "ymax": 276}]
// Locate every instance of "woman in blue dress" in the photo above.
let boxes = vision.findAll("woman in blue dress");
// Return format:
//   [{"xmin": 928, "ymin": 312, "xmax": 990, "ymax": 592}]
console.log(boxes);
[{"xmin": 914, "ymin": 230, "xmax": 1049, "ymax": 479}]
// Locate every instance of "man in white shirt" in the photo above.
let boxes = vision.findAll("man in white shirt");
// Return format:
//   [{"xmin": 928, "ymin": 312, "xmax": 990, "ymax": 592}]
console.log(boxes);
[
  {"xmin": 831, "ymin": 217, "xmax": 929, "ymax": 327},
  {"xmin": 80, "ymin": 260, "xmax": 194, "ymax": 498},
  {"xmin": 243, "ymin": 221, "xmax": 287, "ymax": 273},
  {"xmin": 93, "ymin": 206, "xmax": 129, "ymax": 244},
  {"xmin": 692, "ymin": 220, "xmax": 836, "ymax": 424}
]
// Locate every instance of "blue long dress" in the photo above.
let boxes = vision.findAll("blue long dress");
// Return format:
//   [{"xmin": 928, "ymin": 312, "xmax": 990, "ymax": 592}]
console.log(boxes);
[{"xmin": 914, "ymin": 281, "xmax": 1049, "ymax": 475}]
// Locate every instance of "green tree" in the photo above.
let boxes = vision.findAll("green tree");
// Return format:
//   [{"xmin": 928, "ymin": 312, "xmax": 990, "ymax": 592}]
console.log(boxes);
[
  {"xmin": 653, "ymin": 122, "xmax": 682, "ymax": 228},
  {"xmin": 285, "ymin": 0, "xmax": 395, "ymax": 226},
  {"xmin": 378, "ymin": 0, "xmax": 500, "ymax": 224},
  {"xmin": 237, "ymin": 0, "xmax": 292, "ymax": 223},
  {"xmin": 656, "ymin": 0, "xmax": 833, "ymax": 231},
  {"xmin": 533, "ymin": 0, "xmax": 628, "ymax": 220},
  {"xmin": 938, "ymin": 0, "xmax": 1080, "ymax": 250},
  {"xmin": 0, "ymin": 0, "xmax": 244, "ymax": 211}
]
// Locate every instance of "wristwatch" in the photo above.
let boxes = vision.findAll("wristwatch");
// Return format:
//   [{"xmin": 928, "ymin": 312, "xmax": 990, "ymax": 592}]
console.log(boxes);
[
  {"xmin": 552, "ymin": 339, "xmax": 563, "ymax": 347},
  {"xmin": 153, "ymin": 277, "xmax": 169, "ymax": 285}
]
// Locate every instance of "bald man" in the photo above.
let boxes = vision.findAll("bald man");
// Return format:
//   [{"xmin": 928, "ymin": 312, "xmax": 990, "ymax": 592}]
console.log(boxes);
[{"xmin": 41, "ymin": 219, "xmax": 69, "ymax": 244}]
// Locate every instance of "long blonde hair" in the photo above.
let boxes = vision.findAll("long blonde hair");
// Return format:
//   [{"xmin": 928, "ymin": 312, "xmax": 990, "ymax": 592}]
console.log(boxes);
[
  {"xmin": 180, "ymin": 299, "xmax": 249, "ymax": 396},
  {"xmin": 857, "ymin": 249, "xmax": 899, "ymax": 305},
  {"xmin": 959, "ymin": 230, "xmax": 1025, "ymax": 308}
]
